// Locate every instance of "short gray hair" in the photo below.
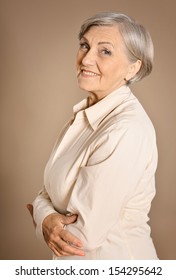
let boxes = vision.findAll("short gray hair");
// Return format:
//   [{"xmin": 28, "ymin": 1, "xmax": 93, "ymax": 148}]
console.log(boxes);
[{"xmin": 78, "ymin": 12, "xmax": 154, "ymax": 84}]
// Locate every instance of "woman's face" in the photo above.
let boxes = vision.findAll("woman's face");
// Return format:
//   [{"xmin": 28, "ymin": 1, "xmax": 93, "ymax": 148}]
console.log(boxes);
[{"xmin": 76, "ymin": 25, "xmax": 139, "ymax": 100}]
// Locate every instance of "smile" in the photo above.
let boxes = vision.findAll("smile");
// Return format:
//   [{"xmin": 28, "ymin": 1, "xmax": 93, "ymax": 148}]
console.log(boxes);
[{"xmin": 81, "ymin": 70, "xmax": 100, "ymax": 77}]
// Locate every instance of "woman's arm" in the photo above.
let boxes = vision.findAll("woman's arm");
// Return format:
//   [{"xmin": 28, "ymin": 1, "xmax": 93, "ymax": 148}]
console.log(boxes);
[{"xmin": 31, "ymin": 187, "xmax": 85, "ymax": 256}]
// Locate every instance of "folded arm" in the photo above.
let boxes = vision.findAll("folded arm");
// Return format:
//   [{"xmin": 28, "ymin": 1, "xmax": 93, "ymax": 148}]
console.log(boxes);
[{"xmin": 31, "ymin": 187, "xmax": 85, "ymax": 257}]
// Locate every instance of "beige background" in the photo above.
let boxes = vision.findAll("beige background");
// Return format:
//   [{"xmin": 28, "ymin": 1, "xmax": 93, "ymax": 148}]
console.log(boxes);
[{"xmin": 0, "ymin": 0, "xmax": 176, "ymax": 260}]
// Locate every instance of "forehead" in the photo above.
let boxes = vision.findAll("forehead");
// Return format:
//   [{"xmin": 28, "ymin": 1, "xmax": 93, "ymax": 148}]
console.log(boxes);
[{"xmin": 82, "ymin": 25, "xmax": 123, "ymax": 45}]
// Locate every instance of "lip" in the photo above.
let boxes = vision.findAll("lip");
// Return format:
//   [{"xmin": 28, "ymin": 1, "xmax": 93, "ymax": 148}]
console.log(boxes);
[{"xmin": 80, "ymin": 69, "xmax": 100, "ymax": 77}]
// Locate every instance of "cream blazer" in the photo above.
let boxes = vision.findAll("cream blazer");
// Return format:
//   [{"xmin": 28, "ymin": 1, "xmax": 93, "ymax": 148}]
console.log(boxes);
[{"xmin": 33, "ymin": 85, "xmax": 158, "ymax": 259}]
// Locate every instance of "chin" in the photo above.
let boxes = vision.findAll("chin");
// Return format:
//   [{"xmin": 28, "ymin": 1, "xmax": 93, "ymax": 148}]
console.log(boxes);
[{"xmin": 78, "ymin": 83, "xmax": 95, "ymax": 92}]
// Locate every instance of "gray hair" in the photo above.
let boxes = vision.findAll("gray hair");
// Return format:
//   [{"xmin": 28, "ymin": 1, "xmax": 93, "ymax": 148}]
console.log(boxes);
[{"xmin": 78, "ymin": 12, "xmax": 154, "ymax": 84}]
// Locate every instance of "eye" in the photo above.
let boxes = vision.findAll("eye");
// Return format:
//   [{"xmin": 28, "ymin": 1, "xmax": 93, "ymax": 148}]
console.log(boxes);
[
  {"xmin": 79, "ymin": 42, "xmax": 89, "ymax": 51},
  {"xmin": 102, "ymin": 48, "xmax": 112, "ymax": 56}
]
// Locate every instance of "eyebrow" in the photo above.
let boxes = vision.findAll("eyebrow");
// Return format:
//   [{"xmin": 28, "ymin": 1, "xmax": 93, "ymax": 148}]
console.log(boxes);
[
  {"xmin": 98, "ymin": 42, "xmax": 114, "ymax": 47},
  {"xmin": 81, "ymin": 36, "xmax": 114, "ymax": 47}
]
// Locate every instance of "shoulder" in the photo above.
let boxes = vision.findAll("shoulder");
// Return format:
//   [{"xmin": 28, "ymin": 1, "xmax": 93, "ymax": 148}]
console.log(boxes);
[{"xmin": 98, "ymin": 94, "xmax": 156, "ymax": 142}]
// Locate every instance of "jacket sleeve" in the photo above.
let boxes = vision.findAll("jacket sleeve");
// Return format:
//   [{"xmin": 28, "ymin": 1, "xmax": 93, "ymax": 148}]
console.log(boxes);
[
  {"xmin": 33, "ymin": 186, "xmax": 58, "ymax": 240},
  {"xmin": 66, "ymin": 124, "xmax": 157, "ymax": 251},
  {"xmin": 32, "ymin": 120, "xmax": 73, "ymax": 240}
]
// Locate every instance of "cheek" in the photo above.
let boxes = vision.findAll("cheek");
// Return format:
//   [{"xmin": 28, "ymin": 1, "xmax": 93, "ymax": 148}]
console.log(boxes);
[
  {"xmin": 76, "ymin": 51, "xmax": 83, "ymax": 66},
  {"xmin": 111, "ymin": 60, "xmax": 129, "ymax": 77},
  {"xmin": 102, "ymin": 63, "xmax": 120, "ymax": 80},
  {"xmin": 76, "ymin": 55, "xmax": 80, "ymax": 69}
]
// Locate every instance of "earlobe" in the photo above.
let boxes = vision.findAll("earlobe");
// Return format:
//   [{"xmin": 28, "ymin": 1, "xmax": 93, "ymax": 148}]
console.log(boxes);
[{"xmin": 125, "ymin": 60, "xmax": 142, "ymax": 81}]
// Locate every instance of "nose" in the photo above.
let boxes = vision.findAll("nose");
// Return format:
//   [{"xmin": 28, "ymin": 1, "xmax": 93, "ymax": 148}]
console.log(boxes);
[{"xmin": 81, "ymin": 49, "xmax": 96, "ymax": 66}]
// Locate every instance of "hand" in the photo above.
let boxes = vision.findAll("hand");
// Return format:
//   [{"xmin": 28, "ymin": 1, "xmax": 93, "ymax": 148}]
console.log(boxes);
[
  {"xmin": 42, "ymin": 212, "xmax": 85, "ymax": 257},
  {"xmin": 26, "ymin": 203, "xmax": 36, "ymax": 227},
  {"xmin": 26, "ymin": 204, "xmax": 85, "ymax": 257}
]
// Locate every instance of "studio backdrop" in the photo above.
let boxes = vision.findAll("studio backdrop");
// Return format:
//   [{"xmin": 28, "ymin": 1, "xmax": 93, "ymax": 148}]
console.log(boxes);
[{"xmin": 0, "ymin": 0, "xmax": 176, "ymax": 259}]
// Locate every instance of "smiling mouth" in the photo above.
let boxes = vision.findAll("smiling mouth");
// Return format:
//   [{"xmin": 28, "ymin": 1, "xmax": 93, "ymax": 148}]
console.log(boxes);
[{"xmin": 81, "ymin": 69, "xmax": 100, "ymax": 77}]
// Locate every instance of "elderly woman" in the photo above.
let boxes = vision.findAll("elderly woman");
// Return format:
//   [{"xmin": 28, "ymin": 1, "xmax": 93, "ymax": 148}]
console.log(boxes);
[{"xmin": 30, "ymin": 12, "xmax": 158, "ymax": 259}]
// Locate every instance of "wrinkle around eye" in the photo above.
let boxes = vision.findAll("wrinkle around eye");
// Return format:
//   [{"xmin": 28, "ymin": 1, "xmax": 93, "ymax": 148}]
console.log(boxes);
[
  {"xmin": 101, "ymin": 49, "xmax": 112, "ymax": 56},
  {"xmin": 79, "ymin": 42, "xmax": 89, "ymax": 51}
]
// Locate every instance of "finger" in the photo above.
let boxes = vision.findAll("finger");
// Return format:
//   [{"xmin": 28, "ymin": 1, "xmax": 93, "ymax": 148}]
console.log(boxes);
[
  {"xmin": 48, "ymin": 242, "xmax": 72, "ymax": 257},
  {"xmin": 60, "ymin": 228, "xmax": 83, "ymax": 248},
  {"xmin": 26, "ymin": 204, "xmax": 36, "ymax": 228},
  {"xmin": 55, "ymin": 238, "xmax": 85, "ymax": 256},
  {"xmin": 62, "ymin": 214, "xmax": 78, "ymax": 225},
  {"xmin": 47, "ymin": 237, "xmax": 82, "ymax": 257},
  {"xmin": 26, "ymin": 204, "xmax": 33, "ymax": 217}
]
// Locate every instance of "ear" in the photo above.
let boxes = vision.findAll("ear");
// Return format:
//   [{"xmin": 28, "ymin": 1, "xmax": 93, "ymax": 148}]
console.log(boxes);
[{"xmin": 125, "ymin": 60, "xmax": 142, "ymax": 81}]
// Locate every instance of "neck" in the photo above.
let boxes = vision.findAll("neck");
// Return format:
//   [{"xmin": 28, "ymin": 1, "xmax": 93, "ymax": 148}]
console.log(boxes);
[{"xmin": 88, "ymin": 92, "xmax": 99, "ymax": 106}]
